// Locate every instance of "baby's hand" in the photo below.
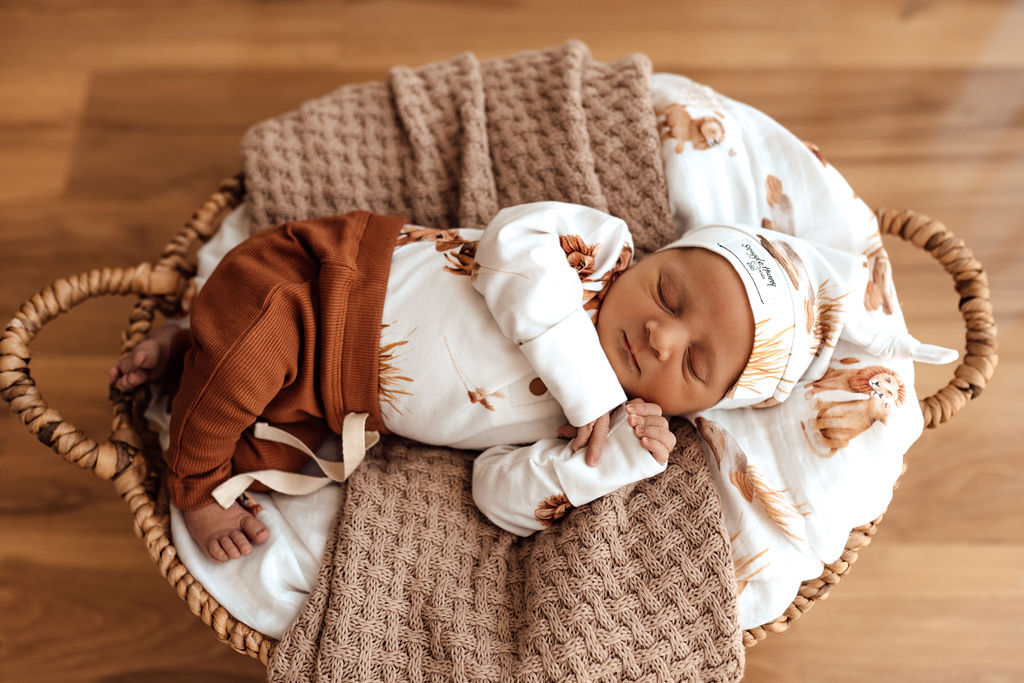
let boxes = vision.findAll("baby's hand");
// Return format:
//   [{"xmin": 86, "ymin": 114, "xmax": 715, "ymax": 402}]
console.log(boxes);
[
  {"xmin": 556, "ymin": 411, "xmax": 611, "ymax": 467},
  {"xmin": 624, "ymin": 398, "xmax": 675, "ymax": 464}
]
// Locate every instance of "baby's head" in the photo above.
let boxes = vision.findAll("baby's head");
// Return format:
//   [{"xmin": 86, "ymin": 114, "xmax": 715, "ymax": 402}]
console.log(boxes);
[{"xmin": 597, "ymin": 224, "xmax": 816, "ymax": 416}]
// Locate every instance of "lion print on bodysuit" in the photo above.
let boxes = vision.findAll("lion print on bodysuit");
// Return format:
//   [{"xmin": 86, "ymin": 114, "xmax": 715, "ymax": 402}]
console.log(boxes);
[
  {"xmin": 397, "ymin": 224, "xmax": 480, "ymax": 277},
  {"xmin": 534, "ymin": 493, "xmax": 573, "ymax": 527},
  {"xmin": 396, "ymin": 226, "xmax": 466, "ymax": 250}
]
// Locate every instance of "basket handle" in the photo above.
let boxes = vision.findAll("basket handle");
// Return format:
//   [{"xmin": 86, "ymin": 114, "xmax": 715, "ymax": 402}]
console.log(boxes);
[
  {"xmin": 0, "ymin": 175, "xmax": 244, "ymax": 484},
  {"xmin": 876, "ymin": 208, "xmax": 998, "ymax": 428},
  {"xmin": 0, "ymin": 264, "xmax": 187, "ymax": 481}
]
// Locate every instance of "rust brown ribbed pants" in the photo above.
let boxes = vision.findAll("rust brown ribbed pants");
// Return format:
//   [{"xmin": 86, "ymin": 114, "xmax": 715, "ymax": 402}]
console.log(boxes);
[
  {"xmin": 161, "ymin": 326, "xmax": 324, "ymax": 498},
  {"xmin": 163, "ymin": 211, "xmax": 405, "ymax": 510}
]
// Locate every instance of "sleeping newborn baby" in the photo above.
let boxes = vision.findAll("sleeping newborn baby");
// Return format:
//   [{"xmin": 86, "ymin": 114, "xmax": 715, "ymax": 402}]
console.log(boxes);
[{"xmin": 111, "ymin": 201, "xmax": 829, "ymax": 562}]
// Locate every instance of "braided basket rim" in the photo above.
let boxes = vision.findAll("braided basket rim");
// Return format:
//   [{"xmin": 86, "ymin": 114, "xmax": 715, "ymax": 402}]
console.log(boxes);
[
  {"xmin": 1, "ymin": 174, "xmax": 996, "ymax": 662},
  {"xmin": 96, "ymin": 178, "xmax": 1008, "ymax": 656}
]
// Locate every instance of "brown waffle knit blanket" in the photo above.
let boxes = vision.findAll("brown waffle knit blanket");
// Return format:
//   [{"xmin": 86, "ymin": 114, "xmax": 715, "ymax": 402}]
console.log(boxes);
[{"xmin": 244, "ymin": 40, "xmax": 744, "ymax": 682}]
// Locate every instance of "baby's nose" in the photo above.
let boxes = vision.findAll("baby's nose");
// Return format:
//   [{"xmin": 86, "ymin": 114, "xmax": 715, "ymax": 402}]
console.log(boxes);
[{"xmin": 645, "ymin": 318, "xmax": 686, "ymax": 361}]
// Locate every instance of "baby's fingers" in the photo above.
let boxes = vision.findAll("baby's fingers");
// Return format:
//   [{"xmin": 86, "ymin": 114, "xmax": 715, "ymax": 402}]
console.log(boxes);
[
  {"xmin": 640, "ymin": 437, "xmax": 671, "ymax": 465},
  {"xmin": 556, "ymin": 423, "xmax": 578, "ymax": 440},
  {"xmin": 633, "ymin": 423, "xmax": 676, "ymax": 464},
  {"xmin": 571, "ymin": 422, "xmax": 593, "ymax": 450},
  {"xmin": 112, "ymin": 355, "xmax": 134, "ymax": 378},
  {"xmin": 584, "ymin": 412, "xmax": 610, "ymax": 467},
  {"xmin": 624, "ymin": 400, "xmax": 663, "ymax": 417},
  {"xmin": 627, "ymin": 411, "xmax": 669, "ymax": 432}
]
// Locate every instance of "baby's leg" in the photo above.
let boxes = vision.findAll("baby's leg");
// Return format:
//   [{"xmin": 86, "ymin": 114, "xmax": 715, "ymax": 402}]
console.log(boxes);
[
  {"xmin": 182, "ymin": 500, "xmax": 269, "ymax": 562},
  {"xmin": 109, "ymin": 321, "xmax": 189, "ymax": 391}
]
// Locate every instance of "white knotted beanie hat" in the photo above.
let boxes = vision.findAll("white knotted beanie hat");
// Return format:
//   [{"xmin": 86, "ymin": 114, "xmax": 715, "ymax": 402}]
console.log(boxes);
[{"xmin": 660, "ymin": 224, "xmax": 957, "ymax": 410}]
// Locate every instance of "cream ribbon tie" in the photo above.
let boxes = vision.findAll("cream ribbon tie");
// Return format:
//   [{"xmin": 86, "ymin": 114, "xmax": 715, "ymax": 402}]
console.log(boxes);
[{"xmin": 211, "ymin": 413, "xmax": 379, "ymax": 509}]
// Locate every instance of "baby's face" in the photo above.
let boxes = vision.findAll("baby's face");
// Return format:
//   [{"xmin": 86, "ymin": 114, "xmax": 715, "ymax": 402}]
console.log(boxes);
[{"xmin": 596, "ymin": 247, "xmax": 754, "ymax": 416}]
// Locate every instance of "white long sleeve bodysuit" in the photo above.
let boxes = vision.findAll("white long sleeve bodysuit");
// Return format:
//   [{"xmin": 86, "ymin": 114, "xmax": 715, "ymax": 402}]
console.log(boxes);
[{"xmin": 196, "ymin": 201, "xmax": 667, "ymax": 537}]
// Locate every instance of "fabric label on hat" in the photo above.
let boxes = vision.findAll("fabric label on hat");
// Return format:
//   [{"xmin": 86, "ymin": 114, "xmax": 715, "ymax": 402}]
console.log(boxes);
[{"xmin": 717, "ymin": 237, "xmax": 780, "ymax": 305}]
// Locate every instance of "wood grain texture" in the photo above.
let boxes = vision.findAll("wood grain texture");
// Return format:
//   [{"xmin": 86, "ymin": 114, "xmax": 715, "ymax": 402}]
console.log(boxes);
[{"xmin": 1, "ymin": 1, "xmax": 1022, "ymax": 680}]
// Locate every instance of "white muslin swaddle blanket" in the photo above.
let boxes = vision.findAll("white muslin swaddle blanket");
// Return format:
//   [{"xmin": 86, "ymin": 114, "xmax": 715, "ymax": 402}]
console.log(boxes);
[{"xmin": 651, "ymin": 72, "xmax": 953, "ymax": 627}]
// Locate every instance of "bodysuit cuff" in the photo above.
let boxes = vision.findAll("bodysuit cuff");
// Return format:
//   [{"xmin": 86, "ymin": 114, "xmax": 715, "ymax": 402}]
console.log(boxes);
[
  {"xmin": 552, "ymin": 407, "xmax": 668, "ymax": 506},
  {"xmin": 517, "ymin": 308, "xmax": 626, "ymax": 426}
]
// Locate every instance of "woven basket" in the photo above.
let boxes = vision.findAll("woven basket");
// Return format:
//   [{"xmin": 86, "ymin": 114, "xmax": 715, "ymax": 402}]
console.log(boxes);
[{"xmin": 0, "ymin": 174, "xmax": 999, "ymax": 662}]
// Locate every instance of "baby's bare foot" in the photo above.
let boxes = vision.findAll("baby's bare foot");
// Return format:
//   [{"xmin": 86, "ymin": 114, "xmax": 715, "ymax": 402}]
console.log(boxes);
[
  {"xmin": 108, "ymin": 323, "xmax": 179, "ymax": 391},
  {"xmin": 182, "ymin": 501, "xmax": 270, "ymax": 563},
  {"xmin": 109, "ymin": 339, "xmax": 165, "ymax": 391}
]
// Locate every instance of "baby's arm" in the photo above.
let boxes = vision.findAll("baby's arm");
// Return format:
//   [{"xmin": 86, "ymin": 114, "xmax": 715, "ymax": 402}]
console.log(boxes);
[
  {"xmin": 472, "ymin": 201, "xmax": 634, "ymax": 428},
  {"xmin": 472, "ymin": 405, "xmax": 669, "ymax": 536}
]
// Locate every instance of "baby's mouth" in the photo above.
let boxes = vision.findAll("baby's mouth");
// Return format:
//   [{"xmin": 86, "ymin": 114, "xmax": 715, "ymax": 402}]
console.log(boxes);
[{"xmin": 621, "ymin": 331, "xmax": 640, "ymax": 373}]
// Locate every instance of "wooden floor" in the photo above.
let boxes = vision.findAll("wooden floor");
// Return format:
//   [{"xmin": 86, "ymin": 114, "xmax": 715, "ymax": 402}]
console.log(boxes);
[{"xmin": 2, "ymin": 1, "xmax": 1022, "ymax": 680}]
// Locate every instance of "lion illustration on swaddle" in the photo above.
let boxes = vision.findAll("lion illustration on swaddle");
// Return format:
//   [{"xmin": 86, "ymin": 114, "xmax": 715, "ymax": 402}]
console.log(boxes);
[
  {"xmin": 534, "ymin": 493, "xmax": 573, "ymax": 527},
  {"xmin": 656, "ymin": 103, "xmax": 726, "ymax": 153},
  {"xmin": 864, "ymin": 246, "xmax": 897, "ymax": 315},
  {"xmin": 696, "ymin": 417, "xmax": 808, "ymax": 547},
  {"xmin": 801, "ymin": 364, "xmax": 907, "ymax": 457}
]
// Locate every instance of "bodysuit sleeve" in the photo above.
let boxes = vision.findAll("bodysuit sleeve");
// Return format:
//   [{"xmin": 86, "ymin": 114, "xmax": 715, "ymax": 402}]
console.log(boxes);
[
  {"xmin": 471, "ymin": 407, "xmax": 667, "ymax": 536},
  {"xmin": 472, "ymin": 201, "xmax": 634, "ymax": 426}
]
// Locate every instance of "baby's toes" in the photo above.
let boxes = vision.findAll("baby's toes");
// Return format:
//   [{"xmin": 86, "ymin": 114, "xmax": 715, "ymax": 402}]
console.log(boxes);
[
  {"xmin": 133, "ymin": 342, "xmax": 162, "ymax": 370},
  {"xmin": 116, "ymin": 352, "xmax": 140, "ymax": 374},
  {"xmin": 206, "ymin": 539, "xmax": 229, "ymax": 563},
  {"xmin": 112, "ymin": 372, "xmax": 139, "ymax": 392},
  {"xmin": 241, "ymin": 514, "xmax": 269, "ymax": 545},
  {"xmin": 110, "ymin": 357, "xmax": 139, "ymax": 389},
  {"xmin": 230, "ymin": 530, "xmax": 253, "ymax": 556},
  {"xmin": 219, "ymin": 535, "xmax": 242, "ymax": 559}
]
